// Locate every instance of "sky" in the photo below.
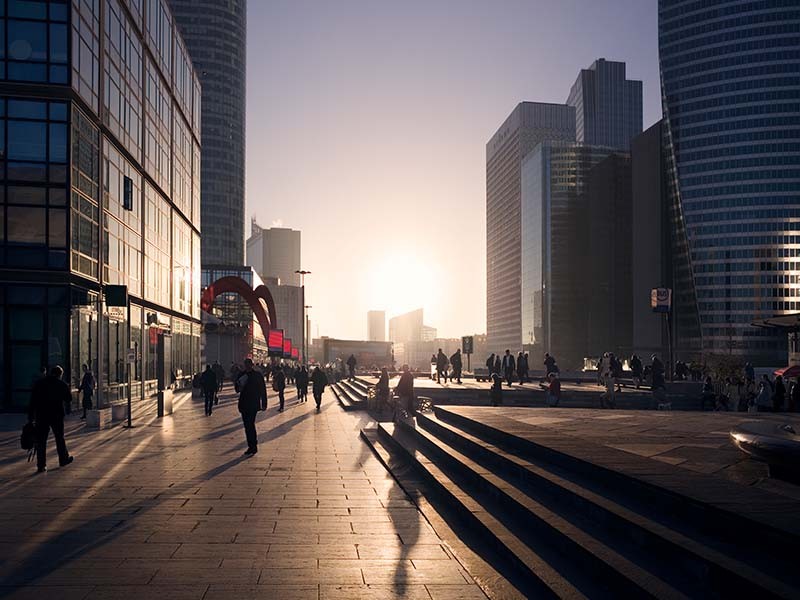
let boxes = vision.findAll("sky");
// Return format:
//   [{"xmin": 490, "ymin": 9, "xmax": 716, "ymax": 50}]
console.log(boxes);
[{"xmin": 245, "ymin": 0, "xmax": 661, "ymax": 341}]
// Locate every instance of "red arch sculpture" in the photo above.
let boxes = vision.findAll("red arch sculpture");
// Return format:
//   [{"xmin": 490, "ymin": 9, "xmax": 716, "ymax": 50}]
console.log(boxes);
[{"xmin": 200, "ymin": 276, "xmax": 277, "ymax": 342}]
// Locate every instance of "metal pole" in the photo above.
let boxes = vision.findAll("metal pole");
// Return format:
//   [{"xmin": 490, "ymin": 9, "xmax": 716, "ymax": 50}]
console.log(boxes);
[{"xmin": 666, "ymin": 311, "xmax": 674, "ymax": 383}]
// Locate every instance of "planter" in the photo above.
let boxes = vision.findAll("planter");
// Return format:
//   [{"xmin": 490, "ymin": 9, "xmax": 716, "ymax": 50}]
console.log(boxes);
[{"xmin": 86, "ymin": 407, "xmax": 112, "ymax": 429}]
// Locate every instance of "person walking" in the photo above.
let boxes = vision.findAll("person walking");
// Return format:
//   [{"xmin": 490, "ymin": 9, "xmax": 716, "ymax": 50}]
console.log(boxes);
[
  {"xmin": 296, "ymin": 365, "xmax": 309, "ymax": 403},
  {"xmin": 436, "ymin": 349, "xmax": 448, "ymax": 384},
  {"xmin": 200, "ymin": 364, "xmax": 218, "ymax": 416},
  {"xmin": 346, "ymin": 354, "xmax": 357, "ymax": 381},
  {"xmin": 601, "ymin": 369, "xmax": 617, "ymax": 409},
  {"xmin": 755, "ymin": 379, "xmax": 772, "ymax": 412},
  {"xmin": 273, "ymin": 366, "xmax": 287, "ymax": 412},
  {"xmin": 311, "ymin": 366, "xmax": 328, "ymax": 411},
  {"xmin": 79, "ymin": 363, "xmax": 95, "ymax": 420},
  {"xmin": 485, "ymin": 353, "xmax": 495, "ymax": 376},
  {"xmin": 502, "ymin": 349, "xmax": 516, "ymax": 386},
  {"xmin": 651, "ymin": 355, "xmax": 665, "ymax": 390},
  {"xmin": 394, "ymin": 365, "xmax": 415, "ymax": 421},
  {"xmin": 544, "ymin": 353, "xmax": 556, "ymax": 375},
  {"xmin": 773, "ymin": 374, "xmax": 786, "ymax": 412},
  {"xmin": 28, "ymin": 366, "xmax": 73, "ymax": 473},
  {"xmin": 449, "ymin": 349, "xmax": 463, "ymax": 384},
  {"xmin": 516, "ymin": 352, "xmax": 525, "ymax": 385},
  {"xmin": 494, "ymin": 355, "xmax": 502, "ymax": 376},
  {"xmin": 630, "ymin": 354, "xmax": 643, "ymax": 389},
  {"xmin": 235, "ymin": 358, "xmax": 267, "ymax": 456},
  {"xmin": 212, "ymin": 361, "xmax": 225, "ymax": 400}
]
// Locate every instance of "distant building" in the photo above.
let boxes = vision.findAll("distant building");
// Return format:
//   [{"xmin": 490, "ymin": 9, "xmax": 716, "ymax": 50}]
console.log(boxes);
[
  {"xmin": 367, "ymin": 310, "xmax": 386, "ymax": 342},
  {"xmin": 486, "ymin": 102, "xmax": 576, "ymax": 352},
  {"xmin": 318, "ymin": 339, "xmax": 393, "ymax": 370},
  {"xmin": 566, "ymin": 58, "xmax": 642, "ymax": 152},
  {"xmin": 246, "ymin": 220, "xmax": 302, "ymax": 286},
  {"xmin": 263, "ymin": 277, "xmax": 304, "ymax": 359}
]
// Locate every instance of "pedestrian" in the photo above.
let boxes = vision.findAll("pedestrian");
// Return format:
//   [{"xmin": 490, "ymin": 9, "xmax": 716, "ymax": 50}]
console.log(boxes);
[
  {"xmin": 449, "ymin": 349, "xmax": 463, "ymax": 384},
  {"xmin": 494, "ymin": 355, "xmax": 502, "ymax": 375},
  {"xmin": 235, "ymin": 358, "xmax": 267, "ymax": 456},
  {"xmin": 376, "ymin": 367, "xmax": 390, "ymax": 410},
  {"xmin": 601, "ymin": 370, "xmax": 617, "ymax": 409},
  {"xmin": 720, "ymin": 377, "xmax": 738, "ymax": 412},
  {"xmin": 273, "ymin": 365, "xmax": 287, "ymax": 412},
  {"xmin": 540, "ymin": 372, "xmax": 561, "ymax": 407},
  {"xmin": 522, "ymin": 352, "xmax": 531, "ymax": 383},
  {"xmin": 502, "ymin": 349, "xmax": 515, "ymax": 386},
  {"xmin": 485, "ymin": 353, "xmax": 495, "ymax": 375},
  {"xmin": 28, "ymin": 366, "xmax": 73, "ymax": 473},
  {"xmin": 700, "ymin": 376, "xmax": 715, "ymax": 411},
  {"xmin": 213, "ymin": 361, "xmax": 225, "ymax": 397},
  {"xmin": 296, "ymin": 365, "xmax": 309, "ymax": 403},
  {"xmin": 544, "ymin": 353, "xmax": 556, "ymax": 376},
  {"xmin": 773, "ymin": 374, "xmax": 786, "ymax": 412},
  {"xmin": 394, "ymin": 364, "xmax": 415, "ymax": 421},
  {"xmin": 755, "ymin": 380, "xmax": 772, "ymax": 412},
  {"xmin": 200, "ymin": 364, "xmax": 217, "ymax": 416},
  {"xmin": 516, "ymin": 352, "xmax": 525, "ymax": 385},
  {"xmin": 651, "ymin": 355, "xmax": 665, "ymax": 390},
  {"xmin": 79, "ymin": 363, "xmax": 95, "ymax": 420},
  {"xmin": 346, "ymin": 354, "xmax": 357, "ymax": 381},
  {"xmin": 630, "ymin": 354, "xmax": 643, "ymax": 389},
  {"xmin": 436, "ymin": 348, "xmax": 448, "ymax": 384},
  {"xmin": 490, "ymin": 371, "xmax": 503, "ymax": 406},
  {"xmin": 311, "ymin": 366, "xmax": 328, "ymax": 411}
]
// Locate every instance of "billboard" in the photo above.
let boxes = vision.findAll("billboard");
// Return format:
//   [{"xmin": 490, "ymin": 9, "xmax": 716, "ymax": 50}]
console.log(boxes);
[
  {"xmin": 283, "ymin": 338, "xmax": 292, "ymax": 359},
  {"xmin": 650, "ymin": 288, "xmax": 672, "ymax": 314},
  {"xmin": 291, "ymin": 348, "xmax": 299, "ymax": 360},
  {"xmin": 268, "ymin": 329, "xmax": 284, "ymax": 355}
]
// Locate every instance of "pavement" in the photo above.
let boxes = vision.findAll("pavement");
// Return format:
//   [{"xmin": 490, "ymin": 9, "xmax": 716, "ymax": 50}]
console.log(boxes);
[{"xmin": 0, "ymin": 387, "xmax": 487, "ymax": 599}]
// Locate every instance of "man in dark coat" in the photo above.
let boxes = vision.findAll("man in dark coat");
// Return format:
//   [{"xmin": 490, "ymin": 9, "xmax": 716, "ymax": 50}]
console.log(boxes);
[
  {"xmin": 346, "ymin": 354, "xmax": 357, "ymax": 381},
  {"xmin": 28, "ymin": 365, "xmax": 73, "ymax": 473},
  {"xmin": 311, "ymin": 366, "xmax": 328, "ymax": 411},
  {"xmin": 235, "ymin": 358, "xmax": 267, "ymax": 456},
  {"xmin": 273, "ymin": 366, "xmax": 287, "ymax": 412},
  {"xmin": 436, "ymin": 349, "xmax": 448, "ymax": 384},
  {"xmin": 502, "ymin": 349, "xmax": 516, "ymax": 387},
  {"xmin": 296, "ymin": 366, "xmax": 309, "ymax": 403},
  {"xmin": 200, "ymin": 364, "xmax": 218, "ymax": 416},
  {"xmin": 449, "ymin": 349, "xmax": 463, "ymax": 384},
  {"xmin": 394, "ymin": 365, "xmax": 415, "ymax": 421}
]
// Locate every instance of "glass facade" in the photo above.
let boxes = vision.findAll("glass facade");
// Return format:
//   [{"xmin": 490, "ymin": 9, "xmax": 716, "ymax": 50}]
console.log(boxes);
[
  {"xmin": 169, "ymin": 0, "xmax": 245, "ymax": 267},
  {"xmin": 0, "ymin": 0, "xmax": 202, "ymax": 411},
  {"xmin": 659, "ymin": 0, "xmax": 800, "ymax": 364}
]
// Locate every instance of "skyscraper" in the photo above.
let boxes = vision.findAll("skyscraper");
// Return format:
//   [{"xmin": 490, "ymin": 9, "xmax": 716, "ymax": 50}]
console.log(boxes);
[
  {"xmin": 567, "ymin": 58, "xmax": 643, "ymax": 151},
  {"xmin": 246, "ymin": 221, "xmax": 302, "ymax": 286},
  {"xmin": 486, "ymin": 102, "xmax": 576, "ymax": 351},
  {"xmin": 368, "ymin": 311, "xmax": 386, "ymax": 342},
  {"xmin": 170, "ymin": 0, "xmax": 247, "ymax": 267},
  {"xmin": 659, "ymin": 1, "xmax": 800, "ymax": 364}
]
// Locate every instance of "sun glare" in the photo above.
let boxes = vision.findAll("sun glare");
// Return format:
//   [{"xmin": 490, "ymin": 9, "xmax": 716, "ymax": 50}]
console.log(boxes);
[{"xmin": 366, "ymin": 252, "xmax": 439, "ymax": 319}]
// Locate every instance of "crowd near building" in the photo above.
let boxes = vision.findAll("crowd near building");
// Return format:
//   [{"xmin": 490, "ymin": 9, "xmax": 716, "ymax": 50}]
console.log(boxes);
[
  {"xmin": 0, "ymin": 0, "xmax": 202, "ymax": 411},
  {"xmin": 489, "ymin": 1, "xmax": 800, "ymax": 370}
]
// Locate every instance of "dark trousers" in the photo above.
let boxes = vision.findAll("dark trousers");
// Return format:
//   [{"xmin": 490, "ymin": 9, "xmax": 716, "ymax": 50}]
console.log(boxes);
[
  {"xmin": 348, "ymin": 367, "xmax": 355, "ymax": 381},
  {"xmin": 36, "ymin": 419, "xmax": 68, "ymax": 469},
  {"xmin": 204, "ymin": 390, "xmax": 215, "ymax": 414},
  {"xmin": 297, "ymin": 387, "xmax": 307, "ymax": 402},
  {"xmin": 278, "ymin": 389, "xmax": 285, "ymax": 410},
  {"xmin": 504, "ymin": 368, "xmax": 514, "ymax": 385},
  {"xmin": 241, "ymin": 410, "xmax": 257, "ymax": 450},
  {"xmin": 81, "ymin": 392, "xmax": 93, "ymax": 418},
  {"xmin": 314, "ymin": 390, "xmax": 323, "ymax": 409}
]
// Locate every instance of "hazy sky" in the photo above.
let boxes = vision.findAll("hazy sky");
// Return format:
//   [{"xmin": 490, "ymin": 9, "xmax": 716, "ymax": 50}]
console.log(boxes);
[{"xmin": 245, "ymin": 0, "xmax": 661, "ymax": 341}]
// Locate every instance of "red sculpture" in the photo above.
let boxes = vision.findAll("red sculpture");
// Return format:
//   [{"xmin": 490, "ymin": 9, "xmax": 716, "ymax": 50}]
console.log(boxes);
[{"xmin": 200, "ymin": 276, "xmax": 277, "ymax": 341}]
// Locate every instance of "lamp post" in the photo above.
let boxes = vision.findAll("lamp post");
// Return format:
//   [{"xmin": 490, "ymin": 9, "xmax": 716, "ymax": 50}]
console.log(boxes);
[
  {"xmin": 304, "ymin": 305, "xmax": 312, "ymax": 365},
  {"xmin": 295, "ymin": 270, "xmax": 311, "ymax": 365}
]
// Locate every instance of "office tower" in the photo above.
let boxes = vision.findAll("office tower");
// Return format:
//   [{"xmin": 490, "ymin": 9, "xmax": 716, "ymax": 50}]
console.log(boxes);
[
  {"xmin": 389, "ymin": 309, "xmax": 425, "ymax": 343},
  {"xmin": 520, "ymin": 142, "xmax": 614, "ymax": 368},
  {"xmin": 368, "ymin": 311, "xmax": 386, "ymax": 342},
  {"xmin": 659, "ymin": 1, "xmax": 800, "ymax": 364},
  {"xmin": 486, "ymin": 102, "xmax": 576, "ymax": 352},
  {"xmin": 567, "ymin": 58, "xmax": 643, "ymax": 151},
  {"xmin": 246, "ymin": 221, "xmax": 302, "ymax": 287},
  {"xmin": 0, "ymin": 0, "xmax": 201, "ymax": 410},
  {"xmin": 631, "ymin": 121, "xmax": 671, "ymax": 360},
  {"xmin": 170, "ymin": 0, "xmax": 247, "ymax": 267}
]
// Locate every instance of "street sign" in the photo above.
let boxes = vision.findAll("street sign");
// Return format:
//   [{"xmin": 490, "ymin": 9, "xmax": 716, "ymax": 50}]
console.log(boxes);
[
  {"xmin": 651, "ymin": 288, "xmax": 672, "ymax": 313},
  {"xmin": 462, "ymin": 335, "xmax": 474, "ymax": 354}
]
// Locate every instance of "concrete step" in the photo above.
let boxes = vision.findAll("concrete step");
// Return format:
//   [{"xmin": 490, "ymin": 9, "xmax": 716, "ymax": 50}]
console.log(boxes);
[
  {"xmin": 417, "ymin": 411, "xmax": 795, "ymax": 598},
  {"xmin": 331, "ymin": 384, "xmax": 358, "ymax": 411},
  {"xmin": 339, "ymin": 379, "xmax": 369, "ymax": 401},
  {"xmin": 433, "ymin": 406, "xmax": 800, "ymax": 596},
  {"xmin": 376, "ymin": 422, "xmax": 585, "ymax": 599},
  {"xmin": 398, "ymin": 418, "xmax": 689, "ymax": 599}
]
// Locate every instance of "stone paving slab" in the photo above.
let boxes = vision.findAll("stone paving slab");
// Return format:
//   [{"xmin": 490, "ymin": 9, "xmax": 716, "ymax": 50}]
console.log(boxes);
[{"xmin": 0, "ymin": 388, "xmax": 488, "ymax": 600}]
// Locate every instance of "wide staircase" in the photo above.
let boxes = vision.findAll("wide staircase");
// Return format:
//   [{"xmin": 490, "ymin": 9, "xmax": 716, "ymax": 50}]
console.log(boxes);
[
  {"xmin": 362, "ymin": 406, "xmax": 800, "ymax": 599},
  {"xmin": 331, "ymin": 377, "xmax": 370, "ymax": 410}
]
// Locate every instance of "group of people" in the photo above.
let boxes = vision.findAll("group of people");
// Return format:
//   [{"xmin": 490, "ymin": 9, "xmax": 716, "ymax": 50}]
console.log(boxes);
[
  {"xmin": 432, "ymin": 348, "xmax": 464, "ymax": 384},
  {"xmin": 485, "ymin": 349, "xmax": 538, "ymax": 387},
  {"xmin": 701, "ymin": 367, "xmax": 800, "ymax": 413}
]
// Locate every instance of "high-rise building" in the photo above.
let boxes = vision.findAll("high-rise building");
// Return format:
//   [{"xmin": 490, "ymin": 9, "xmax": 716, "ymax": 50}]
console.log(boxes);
[
  {"xmin": 246, "ymin": 221, "xmax": 302, "ymax": 286},
  {"xmin": 368, "ymin": 310, "xmax": 386, "ymax": 342},
  {"xmin": 659, "ymin": 1, "xmax": 800, "ymax": 364},
  {"xmin": 389, "ymin": 309, "xmax": 425, "ymax": 343},
  {"xmin": 0, "ymin": 0, "xmax": 202, "ymax": 411},
  {"xmin": 486, "ymin": 102, "xmax": 576, "ymax": 352},
  {"xmin": 170, "ymin": 0, "xmax": 247, "ymax": 267},
  {"xmin": 567, "ymin": 58, "xmax": 643, "ymax": 151},
  {"xmin": 520, "ymin": 142, "xmax": 615, "ymax": 368}
]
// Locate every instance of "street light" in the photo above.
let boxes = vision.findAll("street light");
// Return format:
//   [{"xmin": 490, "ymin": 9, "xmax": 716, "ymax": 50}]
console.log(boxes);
[
  {"xmin": 304, "ymin": 305, "xmax": 312, "ymax": 364},
  {"xmin": 295, "ymin": 270, "xmax": 311, "ymax": 364}
]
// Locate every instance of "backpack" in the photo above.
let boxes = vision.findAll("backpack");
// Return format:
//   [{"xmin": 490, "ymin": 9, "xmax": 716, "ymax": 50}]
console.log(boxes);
[{"xmin": 20, "ymin": 422, "xmax": 35, "ymax": 450}]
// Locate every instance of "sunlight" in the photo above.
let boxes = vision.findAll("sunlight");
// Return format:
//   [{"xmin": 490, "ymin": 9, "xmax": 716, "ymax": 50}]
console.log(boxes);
[{"xmin": 365, "ymin": 251, "xmax": 439, "ymax": 319}]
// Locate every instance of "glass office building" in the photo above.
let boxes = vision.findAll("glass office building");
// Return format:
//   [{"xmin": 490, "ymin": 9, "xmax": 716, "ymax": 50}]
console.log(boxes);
[
  {"xmin": 0, "ymin": 0, "xmax": 202, "ymax": 411},
  {"xmin": 169, "ymin": 0, "xmax": 246, "ymax": 267},
  {"xmin": 660, "ymin": 0, "xmax": 800, "ymax": 364}
]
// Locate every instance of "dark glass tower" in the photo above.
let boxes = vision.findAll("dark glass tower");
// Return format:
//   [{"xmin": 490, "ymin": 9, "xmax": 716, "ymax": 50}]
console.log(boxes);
[
  {"xmin": 659, "ymin": 0, "xmax": 800, "ymax": 364},
  {"xmin": 170, "ymin": 0, "xmax": 247, "ymax": 267}
]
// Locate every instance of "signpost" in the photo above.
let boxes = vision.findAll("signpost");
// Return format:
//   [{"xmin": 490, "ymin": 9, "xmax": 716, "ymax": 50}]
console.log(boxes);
[
  {"xmin": 462, "ymin": 335, "xmax": 474, "ymax": 372},
  {"xmin": 651, "ymin": 287, "xmax": 673, "ymax": 382}
]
